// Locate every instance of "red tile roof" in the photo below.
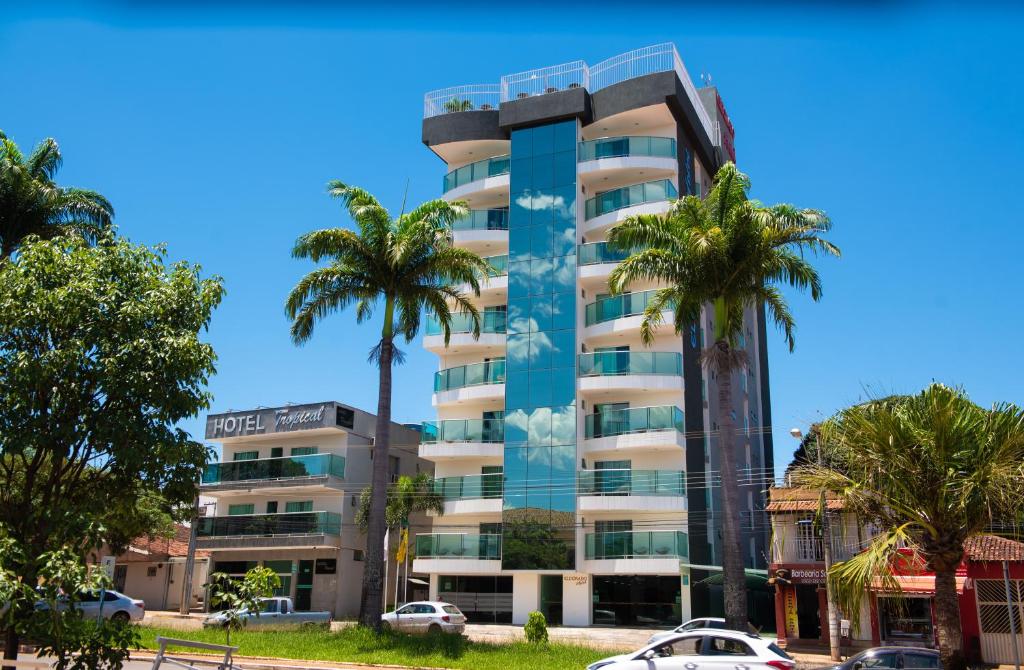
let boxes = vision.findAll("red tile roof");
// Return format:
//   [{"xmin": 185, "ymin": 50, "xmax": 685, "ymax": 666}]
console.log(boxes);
[
  {"xmin": 964, "ymin": 534, "xmax": 1024, "ymax": 562},
  {"xmin": 120, "ymin": 525, "xmax": 208, "ymax": 563}
]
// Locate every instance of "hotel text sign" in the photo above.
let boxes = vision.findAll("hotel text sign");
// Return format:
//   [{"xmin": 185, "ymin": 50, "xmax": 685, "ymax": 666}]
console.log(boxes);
[{"xmin": 206, "ymin": 403, "xmax": 336, "ymax": 439}]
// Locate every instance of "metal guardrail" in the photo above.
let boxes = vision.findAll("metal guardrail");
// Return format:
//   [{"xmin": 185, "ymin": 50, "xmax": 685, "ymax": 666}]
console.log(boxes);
[
  {"xmin": 424, "ymin": 84, "xmax": 500, "ymax": 118},
  {"xmin": 151, "ymin": 636, "xmax": 238, "ymax": 670},
  {"xmin": 501, "ymin": 60, "xmax": 588, "ymax": 101}
]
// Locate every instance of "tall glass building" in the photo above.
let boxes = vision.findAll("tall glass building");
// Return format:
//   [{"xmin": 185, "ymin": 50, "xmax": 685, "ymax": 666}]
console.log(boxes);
[{"xmin": 416, "ymin": 43, "xmax": 773, "ymax": 627}]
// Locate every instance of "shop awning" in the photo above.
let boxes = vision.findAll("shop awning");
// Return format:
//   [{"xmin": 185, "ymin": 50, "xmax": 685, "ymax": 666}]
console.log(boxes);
[{"xmin": 870, "ymin": 574, "xmax": 968, "ymax": 594}]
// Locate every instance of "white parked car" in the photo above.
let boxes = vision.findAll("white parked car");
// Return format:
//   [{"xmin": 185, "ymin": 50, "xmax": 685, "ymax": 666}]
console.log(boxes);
[
  {"xmin": 36, "ymin": 590, "xmax": 145, "ymax": 623},
  {"xmin": 648, "ymin": 617, "xmax": 761, "ymax": 645},
  {"xmin": 380, "ymin": 601, "xmax": 466, "ymax": 635},
  {"xmin": 587, "ymin": 629, "xmax": 794, "ymax": 670}
]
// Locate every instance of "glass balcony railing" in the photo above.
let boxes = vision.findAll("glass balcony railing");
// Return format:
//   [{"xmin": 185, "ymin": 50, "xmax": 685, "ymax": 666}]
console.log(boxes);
[
  {"xmin": 202, "ymin": 454, "xmax": 345, "ymax": 485},
  {"xmin": 585, "ymin": 289, "xmax": 671, "ymax": 326},
  {"xmin": 443, "ymin": 155, "xmax": 511, "ymax": 193},
  {"xmin": 415, "ymin": 533, "xmax": 502, "ymax": 559},
  {"xmin": 483, "ymin": 255, "xmax": 508, "ymax": 277},
  {"xmin": 421, "ymin": 418, "xmax": 505, "ymax": 444},
  {"xmin": 452, "ymin": 209, "xmax": 509, "ymax": 231},
  {"xmin": 578, "ymin": 469, "xmax": 685, "ymax": 497},
  {"xmin": 585, "ymin": 530, "xmax": 688, "ymax": 560},
  {"xmin": 425, "ymin": 310, "xmax": 507, "ymax": 336},
  {"xmin": 578, "ymin": 351, "xmax": 682, "ymax": 377},
  {"xmin": 434, "ymin": 360, "xmax": 506, "ymax": 393},
  {"xmin": 578, "ymin": 242, "xmax": 633, "ymax": 266},
  {"xmin": 196, "ymin": 511, "xmax": 342, "ymax": 538},
  {"xmin": 579, "ymin": 136, "xmax": 677, "ymax": 162},
  {"xmin": 585, "ymin": 179, "xmax": 678, "ymax": 220},
  {"xmin": 432, "ymin": 473, "xmax": 504, "ymax": 500},
  {"xmin": 584, "ymin": 405, "xmax": 685, "ymax": 439}
]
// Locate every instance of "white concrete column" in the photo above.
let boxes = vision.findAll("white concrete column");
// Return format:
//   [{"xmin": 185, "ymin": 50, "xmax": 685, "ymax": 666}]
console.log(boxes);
[
  {"xmin": 512, "ymin": 573, "xmax": 540, "ymax": 624},
  {"xmin": 680, "ymin": 571, "xmax": 692, "ymax": 622},
  {"xmin": 429, "ymin": 574, "xmax": 439, "ymax": 601},
  {"xmin": 562, "ymin": 574, "xmax": 591, "ymax": 626}
]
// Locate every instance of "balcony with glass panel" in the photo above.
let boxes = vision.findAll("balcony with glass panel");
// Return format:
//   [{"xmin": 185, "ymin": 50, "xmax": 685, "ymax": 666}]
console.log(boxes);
[
  {"xmin": 413, "ymin": 533, "xmax": 503, "ymax": 574},
  {"xmin": 578, "ymin": 469, "xmax": 686, "ymax": 513},
  {"xmin": 201, "ymin": 454, "xmax": 346, "ymax": 494},
  {"xmin": 452, "ymin": 209, "xmax": 509, "ymax": 254},
  {"xmin": 582, "ymin": 289, "xmax": 675, "ymax": 340},
  {"xmin": 419, "ymin": 418, "xmax": 505, "ymax": 461},
  {"xmin": 582, "ymin": 405, "xmax": 686, "ymax": 455},
  {"xmin": 578, "ymin": 136, "xmax": 677, "ymax": 190},
  {"xmin": 431, "ymin": 473, "xmax": 504, "ymax": 515},
  {"xmin": 423, "ymin": 310, "xmax": 507, "ymax": 354},
  {"xmin": 578, "ymin": 351, "xmax": 682, "ymax": 396},
  {"xmin": 581, "ymin": 180, "xmax": 677, "ymax": 236},
  {"xmin": 442, "ymin": 155, "xmax": 510, "ymax": 200},
  {"xmin": 583, "ymin": 530, "xmax": 688, "ymax": 570},
  {"xmin": 195, "ymin": 511, "xmax": 343, "ymax": 550},
  {"xmin": 433, "ymin": 360, "xmax": 506, "ymax": 407}
]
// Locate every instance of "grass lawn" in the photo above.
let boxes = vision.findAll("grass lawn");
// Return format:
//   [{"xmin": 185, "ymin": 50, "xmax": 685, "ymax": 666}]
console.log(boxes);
[{"xmin": 137, "ymin": 625, "xmax": 615, "ymax": 670}]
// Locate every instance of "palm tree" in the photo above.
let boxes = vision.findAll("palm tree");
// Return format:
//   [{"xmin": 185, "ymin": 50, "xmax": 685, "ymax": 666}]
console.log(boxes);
[
  {"xmin": 285, "ymin": 182, "xmax": 488, "ymax": 629},
  {"xmin": 0, "ymin": 130, "xmax": 113, "ymax": 258},
  {"xmin": 607, "ymin": 162, "xmax": 839, "ymax": 629},
  {"xmin": 795, "ymin": 384, "xmax": 1024, "ymax": 670}
]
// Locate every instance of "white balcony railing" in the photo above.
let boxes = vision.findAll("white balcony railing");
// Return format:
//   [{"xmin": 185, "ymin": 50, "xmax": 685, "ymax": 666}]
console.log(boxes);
[
  {"xmin": 424, "ymin": 84, "xmax": 501, "ymax": 118},
  {"xmin": 500, "ymin": 60, "xmax": 588, "ymax": 102}
]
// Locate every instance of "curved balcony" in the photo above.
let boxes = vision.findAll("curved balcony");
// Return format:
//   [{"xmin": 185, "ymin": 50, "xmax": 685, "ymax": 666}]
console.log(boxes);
[
  {"xmin": 413, "ymin": 533, "xmax": 502, "ymax": 574},
  {"xmin": 423, "ymin": 311, "xmax": 507, "ymax": 354},
  {"xmin": 419, "ymin": 418, "xmax": 505, "ymax": 460},
  {"xmin": 578, "ymin": 136, "xmax": 677, "ymax": 189},
  {"xmin": 582, "ymin": 530, "xmax": 688, "ymax": 574},
  {"xmin": 578, "ymin": 468, "xmax": 686, "ymax": 513},
  {"xmin": 578, "ymin": 351, "xmax": 682, "ymax": 396},
  {"xmin": 582, "ymin": 289, "xmax": 674, "ymax": 341},
  {"xmin": 578, "ymin": 242, "xmax": 631, "ymax": 286},
  {"xmin": 443, "ymin": 155, "xmax": 510, "ymax": 201},
  {"xmin": 581, "ymin": 180, "xmax": 676, "ymax": 236},
  {"xmin": 201, "ymin": 453, "xmax": 346, "ymax": 494},
  {"xmin": 196, "ymin": 511, "xmax": 342, "ymax": 550},
  {"xmin": 432, "ymin": 473, "xmax": 503, "ymax": 515},
  {"xmin": 452, "ymin": 209, "xmax": 509, "ymax": 252},
  {"xmin": 433, "ymin": 359, "xmax": 506, "ymax": 407},
  {"xmin": 582, "ymin": 405, "xmax": 685, "ymax": 455}
]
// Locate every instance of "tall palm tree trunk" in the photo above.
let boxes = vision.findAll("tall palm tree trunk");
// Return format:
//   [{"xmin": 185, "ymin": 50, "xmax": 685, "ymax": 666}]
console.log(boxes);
[
  {"xmin": 712, "ymin": 340, "xmax": 748, "ymax": 629},
  {"xmin": 359, "ymin": 334, "xmax": 394, "ymax": 629},
  {"xmin": 933, "ymin": 564, "xmax": 966, "ymax": 670},
  {"xmin": 4, "ymin": 626, "xmax": 19, "ymax": 662}
]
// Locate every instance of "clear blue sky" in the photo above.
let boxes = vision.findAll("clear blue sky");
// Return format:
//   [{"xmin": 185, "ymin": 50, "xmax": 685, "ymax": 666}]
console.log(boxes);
[{"xmin": 2, "ymin": 3, "xmax": 1021, "ymax": 475}]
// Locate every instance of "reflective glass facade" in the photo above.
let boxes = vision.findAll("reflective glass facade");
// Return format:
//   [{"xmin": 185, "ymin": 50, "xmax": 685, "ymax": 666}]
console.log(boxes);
[{"xmin": 503, "ymin": 119, "xmax": 578, "ymax": 570}]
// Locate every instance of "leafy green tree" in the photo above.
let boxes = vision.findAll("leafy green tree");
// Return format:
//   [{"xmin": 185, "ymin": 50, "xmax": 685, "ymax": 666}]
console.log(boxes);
[
  {"xmin": 0, "ymin": 232, "xmax": 223, "ymax": 659},
  {"xmin": 285, "ymin": 182, "xmax": 488, "ymax": 629},
  {"xmin": 0, "ymin": 131, "xmax": 113, "ymax": 258},
  {"xmin": 355, "ymin": 472, "xmax": 445, "ymax": 531},
  {"xmin": 0, "ymin": 541, "xmax": 140, "ymax": 670},
  {"xmin": 795, "ymin": 384, "xmax": 1024, "ymax": 670},
  {"xmin": 206, "ymin": 567, "xmax": 281, "ymax": 645},
  {"xmin": 608, "ymin": 162, "xmax": 839, "ymax": 629}
]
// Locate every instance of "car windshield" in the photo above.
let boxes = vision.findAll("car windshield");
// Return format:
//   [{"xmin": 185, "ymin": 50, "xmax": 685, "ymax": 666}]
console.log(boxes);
[
  {"xmin": 768, "ymin": 643, "xmax": 793, "ymax": 660},
  {"xmin": 442, "ymin": 605, "xmax": 461, "ymax": 615}
]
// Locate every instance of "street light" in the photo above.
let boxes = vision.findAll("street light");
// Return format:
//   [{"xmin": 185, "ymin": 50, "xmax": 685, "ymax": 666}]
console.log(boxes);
[{"xmin": 790, "ymin": 426, "xmax": 841, "ymax": 662}]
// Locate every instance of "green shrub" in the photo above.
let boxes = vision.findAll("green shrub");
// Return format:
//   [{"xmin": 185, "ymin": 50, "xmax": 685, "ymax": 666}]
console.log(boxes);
[{"xmin": 524, "ymin": 610, "xmax": 548, "ymax": 644}]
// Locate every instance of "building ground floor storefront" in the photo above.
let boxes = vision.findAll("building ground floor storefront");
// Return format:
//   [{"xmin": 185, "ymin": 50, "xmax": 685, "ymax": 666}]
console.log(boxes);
[{"xmin": 427, "ymin": 572, "xmax": 689, "ymax": 627}]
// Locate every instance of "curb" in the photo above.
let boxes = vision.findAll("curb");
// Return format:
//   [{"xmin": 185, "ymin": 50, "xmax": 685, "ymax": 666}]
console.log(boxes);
[{"xmin": 131, "ymin": 651, "xmax": 449, "ymax": 670}]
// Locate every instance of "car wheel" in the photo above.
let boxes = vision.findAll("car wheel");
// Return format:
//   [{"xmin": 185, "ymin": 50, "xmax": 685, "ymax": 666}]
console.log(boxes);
[
  {"xmin": 111, "ymin": 611, "xmax": 130, "ymax": 624},
  {"xmin": 427, "ymin": 623, "xmax": 442, "ymax": 635}
]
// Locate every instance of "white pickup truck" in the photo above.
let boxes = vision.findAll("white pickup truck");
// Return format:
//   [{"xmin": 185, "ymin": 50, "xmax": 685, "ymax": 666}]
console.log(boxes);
[{"xmin": 202, "ymin": 597, "xmax": 331, "ymax": 629}]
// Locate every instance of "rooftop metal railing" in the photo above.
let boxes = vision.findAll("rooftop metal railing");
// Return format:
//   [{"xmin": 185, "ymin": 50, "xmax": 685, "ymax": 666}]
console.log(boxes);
[
  {"xmin": 424, "ymin": 84, "xmax": 501, "ymax": 118},
  {"xmin": 500, "ymin": 60, "xmax": 588, "ymax": 102}
]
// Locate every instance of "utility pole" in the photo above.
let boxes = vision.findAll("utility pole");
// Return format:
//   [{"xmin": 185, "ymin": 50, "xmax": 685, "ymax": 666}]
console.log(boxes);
[
  {"xmin": 791, "ymin": 427, "xmax": 841, "ymax": 662},
  {"xmin": 179, "ymin": 489, "xmax": 200, "ymax": 616},
  {"xmin": 1003, "ymin": 560, "xmax": 1021, "ymax": 670}
]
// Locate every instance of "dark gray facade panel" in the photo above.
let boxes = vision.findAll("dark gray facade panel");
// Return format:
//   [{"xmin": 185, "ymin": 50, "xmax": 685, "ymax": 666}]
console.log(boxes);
[
  {"xmin": 498, "ymin": 87, "xmax": 591, "ymax": 131},
  {"xmin": 756, "ymin": 303, "xmax": 775, "ymax": 484},
  {"xmin": 422, "ymin": 110, "xmax": 505, "ymax": 147}
]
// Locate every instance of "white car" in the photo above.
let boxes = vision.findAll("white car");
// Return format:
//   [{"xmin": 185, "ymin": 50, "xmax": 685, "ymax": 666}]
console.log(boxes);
[
  {"xmin": 648, "ymin": 617, "xmax": 761, "ymax": 645},
  {"xmin": 37, "ymin": 590, "xmax": 145, "ymax": 623},
  {"xmin": 587, "ymin": 629, "xmax": 795, "ymax": 670},
  {"xmin": 381, "ymin": 601, "xmax": 466, "ymax": 635}
]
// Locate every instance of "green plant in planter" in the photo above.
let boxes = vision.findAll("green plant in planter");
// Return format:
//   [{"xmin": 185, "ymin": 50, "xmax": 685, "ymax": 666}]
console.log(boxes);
[
  {"xmin": 524, "ymin": 610, "xmax": 548, "ymax": 644},
  {"xmin": 444, "ymin": 97, "xmax": 474, "ymax": 112}
]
